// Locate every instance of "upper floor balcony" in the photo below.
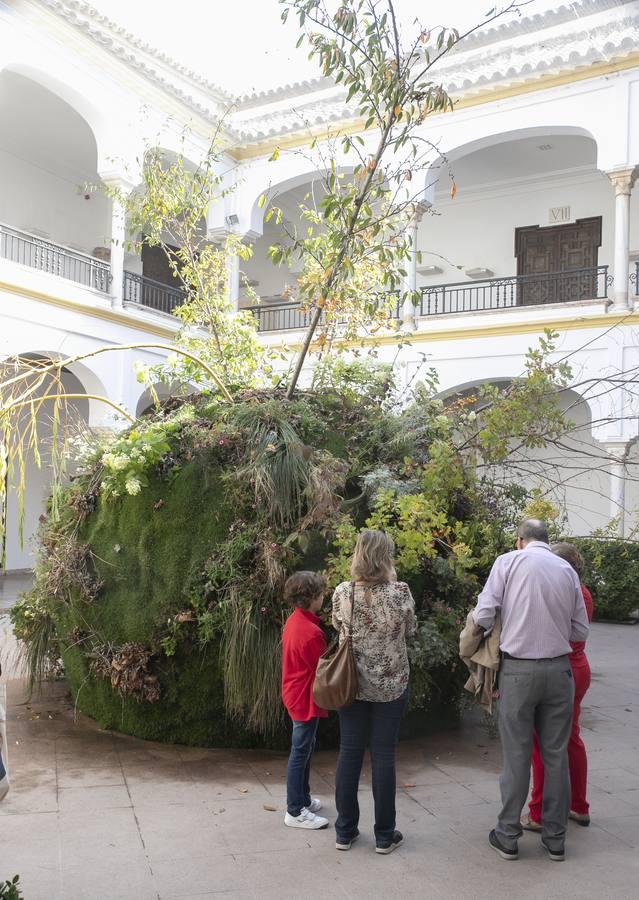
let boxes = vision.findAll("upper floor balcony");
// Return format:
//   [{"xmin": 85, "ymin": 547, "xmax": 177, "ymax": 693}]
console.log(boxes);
[
  {"xmin": 0, "ymin": 222, "xmax": 111, "ymax": 293},
  {"xmin": 246, "ymin": 265, "xmax": 613, "ymax": 333},
  {"xmin": 1, "ymin": 217, "xmax": 634, "ymax": 338},
  {"xmin": 0, "ymin": 221, "xmax": 184, "ymax": 327},
  {"xmin": 1, "ymin": 61, "xmax": 637, "ymax": 340}
]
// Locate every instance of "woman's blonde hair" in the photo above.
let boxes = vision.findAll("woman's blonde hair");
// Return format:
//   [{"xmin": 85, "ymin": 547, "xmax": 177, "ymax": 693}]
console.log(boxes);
[{"xmin": 350, "ymin": 530, "xmax": 395, "ymax": 584}]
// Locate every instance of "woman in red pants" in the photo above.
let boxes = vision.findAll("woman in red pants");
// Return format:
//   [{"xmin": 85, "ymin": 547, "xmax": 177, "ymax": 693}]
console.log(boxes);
[{"xmin": 522, "ymin": 542, "xmax": 594, "ymax": 831}]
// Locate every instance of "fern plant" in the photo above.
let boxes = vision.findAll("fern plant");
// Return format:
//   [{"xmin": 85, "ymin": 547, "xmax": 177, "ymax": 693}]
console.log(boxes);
[{"xmin": 0, "ymin": 876, "xmax": 23, "ymax": 900}]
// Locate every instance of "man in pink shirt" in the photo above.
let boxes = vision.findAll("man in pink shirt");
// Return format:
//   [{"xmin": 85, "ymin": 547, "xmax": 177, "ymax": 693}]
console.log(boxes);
[{"xmin": 472, "ymin": 519, "xmax": 590, "ymax": 862}]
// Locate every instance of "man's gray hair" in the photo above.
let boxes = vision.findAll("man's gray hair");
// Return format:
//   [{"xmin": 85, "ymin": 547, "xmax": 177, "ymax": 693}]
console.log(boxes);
[{"xmin": 517, "ymin": 518, "xmax": 549, "ymax": 544}]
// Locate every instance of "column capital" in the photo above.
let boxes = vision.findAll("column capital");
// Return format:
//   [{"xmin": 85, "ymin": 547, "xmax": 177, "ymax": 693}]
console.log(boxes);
[
  {"xmin": 411, "ymin": 200, "xmax": 432, "ymax": 225},
  {"xmin": 207, "ymin": 226, "xmax": 231, "ymax": 243},
  {"xmin": 207, "ymin": 226, "xmax": 261, "ymax": 244},
  {"xmin": 607, "ymin": 166, "xmax": 639, "ymax": 197},
  {"xmin": 99, "ymin": 171, "xmax": 138, "ymax": 195},
  {"xmin": 600, "ymin": 439, "xmax": 630, "ymax": 461}
]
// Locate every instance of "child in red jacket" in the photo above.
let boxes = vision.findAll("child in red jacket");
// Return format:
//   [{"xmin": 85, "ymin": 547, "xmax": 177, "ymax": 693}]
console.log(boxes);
[{"xmin": 282, "ymin": 571, "xmax": 329, "ymax": 830}]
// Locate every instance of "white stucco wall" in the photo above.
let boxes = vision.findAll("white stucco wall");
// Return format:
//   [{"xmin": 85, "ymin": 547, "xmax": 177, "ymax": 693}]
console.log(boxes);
[
  {"xmin": 420, "ymin": 173, "xmax": 619, "ymax": 285},
  {"xmin": 2, "ymin": 0, "xmax": 639, "ymax": 568},
  {"xmin": 0, "ymin": 150, "xmax": 111, "ymax": 255}
]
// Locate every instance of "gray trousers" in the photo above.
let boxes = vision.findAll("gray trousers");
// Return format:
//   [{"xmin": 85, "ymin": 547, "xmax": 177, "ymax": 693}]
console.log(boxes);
[{"xmin": 496, "ymin": 655, "xmax": 574, "ymax": 852}]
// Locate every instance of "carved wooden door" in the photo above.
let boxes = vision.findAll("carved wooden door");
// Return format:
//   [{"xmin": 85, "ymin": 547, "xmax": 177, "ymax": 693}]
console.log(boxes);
[
  {"xmin": 514, "ymin": 217, "xmax": 602, "ymax": 306},
  {"xmin": 141, "ymin": 243, "xmax": 181, "ymax": 286}
]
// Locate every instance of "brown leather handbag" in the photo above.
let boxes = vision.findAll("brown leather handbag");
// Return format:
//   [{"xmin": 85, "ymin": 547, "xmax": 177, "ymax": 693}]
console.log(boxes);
[{"xmin": 312, "ymin": 582, "xmax": 358, "ymax": 710}]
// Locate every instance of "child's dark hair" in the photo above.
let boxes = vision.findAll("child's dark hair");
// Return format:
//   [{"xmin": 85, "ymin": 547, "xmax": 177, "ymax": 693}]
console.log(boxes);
[{"xmin": 284, "ymin": 571, "xmax": 327, "ymax": 609}]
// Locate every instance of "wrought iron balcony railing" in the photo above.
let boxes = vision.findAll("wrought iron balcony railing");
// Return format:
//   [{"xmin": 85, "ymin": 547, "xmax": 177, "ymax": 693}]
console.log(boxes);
[
  {"xmin": 244, "ymin": 268, "xmax": 609, "ymax": 333},
  {"xmin": 0, "ymin": 222, "xmax": 111, "ymax": 292},
  {"xmin": 419, "ymin": 265, "xmax": 610, "ymax": 317},
  {"xmin": 245, "ymin": 302, "xmax": 314, "ymax": 333},
  {"xmin": 246, "ymin": 293, "xmax": 402, "ymax": 333},
  {"xmin": 123, "ymin": 271, "xmax": 186, "ymax": 315}
]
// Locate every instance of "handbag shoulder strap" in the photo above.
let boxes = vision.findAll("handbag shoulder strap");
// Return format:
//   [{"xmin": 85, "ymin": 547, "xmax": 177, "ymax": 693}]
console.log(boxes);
[{"xmin": 346, "ymin": 581, "xmax": 356, "ymax": 639}]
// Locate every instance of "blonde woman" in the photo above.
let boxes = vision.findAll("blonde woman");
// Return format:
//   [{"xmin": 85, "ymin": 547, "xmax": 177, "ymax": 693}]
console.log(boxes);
[{"xmin": 332, "ymin": 530, "xmax": 416, "ymax": 855}]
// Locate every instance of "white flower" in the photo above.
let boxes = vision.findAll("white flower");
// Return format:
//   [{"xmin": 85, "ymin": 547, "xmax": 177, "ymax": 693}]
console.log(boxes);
[
  {"xmin": 105, "ymin": 453, "xmax": 129, "ymax": 471},
  {"xmin": 133, "ymin": 361, "xmax": 151, "ymax": 384},
  {"xmin": 125, "ymin": 478, "xmax": 142, "ymax": 496},
  {"xmin": 113, "ymin": 543, "xmax": 121, "ymax": 553}
]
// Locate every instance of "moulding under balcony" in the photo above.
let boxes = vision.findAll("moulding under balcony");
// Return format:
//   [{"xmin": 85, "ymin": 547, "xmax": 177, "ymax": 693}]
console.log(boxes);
[
  {"xmin": 432, "ymin": 166, "xmax": 604, "ymax": 208},
  {"xmin": 122, "ymin": 301, "xmax": 183, "ymax": 326},
  {"xmin": 254, "ymin": 301, "xmax": 639, "ymax": 352},
  {"xmin": 0, "ymin": 274, "xmax": 178, "ymax": 340}
]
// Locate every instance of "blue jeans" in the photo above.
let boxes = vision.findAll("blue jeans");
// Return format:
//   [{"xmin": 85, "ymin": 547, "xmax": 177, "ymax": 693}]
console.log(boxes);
[
  {"xmin": 335, "ymin": 689, "xmax": 408, "ymax": 843},
  {"xmin": 286, "ymin": 717, "xmax": 319, "ymax": 816}
]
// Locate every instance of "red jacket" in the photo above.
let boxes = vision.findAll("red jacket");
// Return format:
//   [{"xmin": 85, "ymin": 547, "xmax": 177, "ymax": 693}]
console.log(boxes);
[
  {"xmin": 570, "ymin": 585, "xmax": 594, "ymax": 664},
  {"xmin": 281, "ymin": 608, "xmax": 328, "ymax": 721}
]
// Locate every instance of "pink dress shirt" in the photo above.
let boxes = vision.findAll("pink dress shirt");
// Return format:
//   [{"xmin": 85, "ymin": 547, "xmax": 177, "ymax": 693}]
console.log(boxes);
[{"xmin": 473, "ymin": 541, "xmax": 590, "ymax": 659}]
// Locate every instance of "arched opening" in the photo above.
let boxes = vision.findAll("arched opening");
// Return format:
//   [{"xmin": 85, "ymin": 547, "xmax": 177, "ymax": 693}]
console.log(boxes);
[
  {"xmin": 440, "ymin": 376, "xmax": 612, "ymax": 536},
  {"xmin": 2, "ymin": 354, "xmax": 91, "ymax": 571},
  {"xmin": 135, "ymin": 383, "xmax": 176, "ymax": 418},
  {"xmin": 123, "ymin": 147, "xmax": 204, "ymax": 314},
  {"xmin": 416, "ymin": 128, "xmax": 614, "ymax": 315},
  {"xmin": 437, "ymin": 378, "xmax": 513, "ymax": 409},
  {"xmin": 241, "ymin": 167, "xmax": 358, "ymax": 320},
  {"xmin": 0, "ymin": 70, "xmax": 111, "ymax": 283}
]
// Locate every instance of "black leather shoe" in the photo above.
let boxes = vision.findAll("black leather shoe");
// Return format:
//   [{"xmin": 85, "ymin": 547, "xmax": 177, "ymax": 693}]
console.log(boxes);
[
  {"xmin": 541, "ymin": 838, "xmax": 565, "ymax": 861},
  {"xmin": 489, "ymin": 829, "xmax": 518, "ymax": 860},
  {"xmin": 335, "ymin": 829, "xmax": 360, "ymax": 851},
  {"xmin": 375, "ymin": 830, "xmax": 404, "ymax": 854}
]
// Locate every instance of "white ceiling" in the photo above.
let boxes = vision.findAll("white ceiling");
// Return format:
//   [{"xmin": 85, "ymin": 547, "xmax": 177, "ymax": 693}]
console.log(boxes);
[
  {"xmin": 437, "ymin": 134, "xmax": 598, "ymax": 194},
  {"xmin": 272, "ymin": 134, "xmax": 599, "ymax": 218},
  {"xmin": 0, "ymin": 71, "xmax": 99, "ymax": 183}
]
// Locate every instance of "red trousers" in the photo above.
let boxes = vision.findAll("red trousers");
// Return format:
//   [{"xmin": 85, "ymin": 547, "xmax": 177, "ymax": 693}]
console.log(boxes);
[{"xmin": 529, "ymin": 658, "xmax": 591, "ymax": 821}]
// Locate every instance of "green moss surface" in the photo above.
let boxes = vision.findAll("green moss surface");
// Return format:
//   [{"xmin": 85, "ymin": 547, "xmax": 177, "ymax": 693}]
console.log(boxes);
[
  {"xmin": 54, "ymin": 460, "xmax": 270, "ymax": 746},
  {"xmin": 18, "ymin": 389, "xmax": 492, "ymax": 750}
]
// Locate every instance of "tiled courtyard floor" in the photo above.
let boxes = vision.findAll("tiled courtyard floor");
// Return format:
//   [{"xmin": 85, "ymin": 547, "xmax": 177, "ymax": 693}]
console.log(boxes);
[{"xmin": 1, "ymin": 574, "xmax": 638, "ymax": 900}]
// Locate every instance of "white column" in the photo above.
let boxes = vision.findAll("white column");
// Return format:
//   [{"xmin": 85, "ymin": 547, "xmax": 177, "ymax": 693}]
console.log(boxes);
[
  {"xmin": 110, "ymin": 196, "xmax": 126, "ymax": 308},
  {"xmin": 607, "ymin": 168, "xmax": 638, "ymax": 311},
  {"xmin": 402, "ymin": 202, "xmax": 429, "ymax": 329},
  {"xmin": 101, "ymin": 175, "xmax": 135, "ymax": 309},
  {"xmin": 603, "ymin": 441, "xmax": 629, "ymax": 536},
  {"xmin": 227, "ymin": 253, "xmax": 240, "ymax": 311}
]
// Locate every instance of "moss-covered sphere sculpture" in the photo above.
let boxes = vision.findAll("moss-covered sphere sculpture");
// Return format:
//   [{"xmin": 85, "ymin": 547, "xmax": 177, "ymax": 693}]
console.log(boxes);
[{"xmin": 14, "ymin": 385, "xmax": 511, "ymax": 748}]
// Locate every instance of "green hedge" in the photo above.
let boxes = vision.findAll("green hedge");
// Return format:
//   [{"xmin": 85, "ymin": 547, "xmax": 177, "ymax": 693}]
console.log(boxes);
[{"xmin": 574, "ymin": 538, "xmax": 639, "ymax": 622}]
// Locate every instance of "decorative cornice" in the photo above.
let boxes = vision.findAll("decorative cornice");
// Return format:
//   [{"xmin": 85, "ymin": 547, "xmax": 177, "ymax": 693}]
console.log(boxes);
[
  {"xmin": 37, "ymin": 0, "xmax": 231, "ymax": 100},
  {"xmin": 230, "ymin": 52, "xmax": 639, "ymax": 160},
  {"xmin": 236, "ymin": 77, "xmax": 334, "ymax": 109},
  {"xmin": 233, "ymin": 1, "xmax": 637, "ymax": 104},
  {"xmin": 33, "ymin": 0, "xmax": 235, "ymax": 132},
  {"xmin": 232, "ymin": 13, "xmax": 639, "ymax": 143},
  {"xmin": 26, "ymin": 0, "xmax": 639, "ymax": 151}
]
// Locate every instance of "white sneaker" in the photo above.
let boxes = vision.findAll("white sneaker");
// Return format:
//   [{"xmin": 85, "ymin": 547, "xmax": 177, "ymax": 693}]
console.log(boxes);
[
  {"xmin": 307, "ymin": 798, "xmax": 322, "ymax": 813},
  {"xmin": 284, "ymin": 809, "xmax": 329, "ymax": 830}
]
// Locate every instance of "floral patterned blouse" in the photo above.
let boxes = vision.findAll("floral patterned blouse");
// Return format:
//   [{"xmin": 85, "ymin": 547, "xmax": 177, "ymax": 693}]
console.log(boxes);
[{"xmin": 332, "ymin": 580, "xmax": 417, "ymax": 702}]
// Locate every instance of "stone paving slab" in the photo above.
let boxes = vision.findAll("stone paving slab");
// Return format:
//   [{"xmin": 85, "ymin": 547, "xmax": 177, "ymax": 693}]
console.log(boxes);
[{"xmin": 1, "ymin": 574, "xmax": 638, "ymax": 899}]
